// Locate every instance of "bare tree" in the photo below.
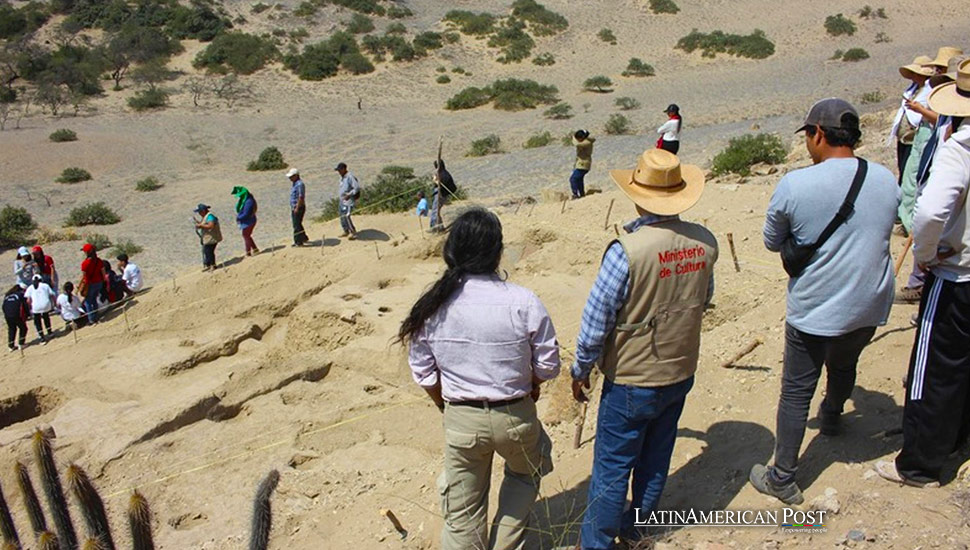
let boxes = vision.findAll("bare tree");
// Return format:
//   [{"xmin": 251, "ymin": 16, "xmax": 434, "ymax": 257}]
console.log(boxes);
[
  {"xmin": 184, "ymin": 76, "xmax": 209, "ymax": 107},
  {"xmin": 37, "ymin": 82, "xmax": 67, "ymax": 117},
  {"xmin": 15, "ymin": 88, "xmax": 32, "ymax": 129},
  {"xmin": 68, "ymin": 89, "xmax": 89, "ymax": 116},
  {"xmin": 0, "ymin": 101, "xmax": 11, "ymax": 130},
  {"xmin": 212, "ymin": 74, "xmax": 251, "ymax": 109}
]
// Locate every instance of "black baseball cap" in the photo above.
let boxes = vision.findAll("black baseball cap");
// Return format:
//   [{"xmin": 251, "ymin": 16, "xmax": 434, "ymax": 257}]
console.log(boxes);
[
  {"xmin": 796, "ymin": 98, "xmax": 859, "ymax": 133},
  {"xmin": 334, "ymin": 162, "xmax": 347, "ymax": 171}
]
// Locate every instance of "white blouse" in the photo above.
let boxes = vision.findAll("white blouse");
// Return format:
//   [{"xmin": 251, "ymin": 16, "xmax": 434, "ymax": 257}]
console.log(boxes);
[{"xmin": 657, "ymin": 119, "xmax": 681, "ymax": 142}]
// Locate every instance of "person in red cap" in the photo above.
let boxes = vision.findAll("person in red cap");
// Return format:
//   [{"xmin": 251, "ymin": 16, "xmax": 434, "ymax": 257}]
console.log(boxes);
[
  {"xmin": 31, "ymin": 245, "xmax": 57, "ymax": 291},
  {"xmin": 79, "ymin": 243, "xmax": 106, "ymax": 325}
]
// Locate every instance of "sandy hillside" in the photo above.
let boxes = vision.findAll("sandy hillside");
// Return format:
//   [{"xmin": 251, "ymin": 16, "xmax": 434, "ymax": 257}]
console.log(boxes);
[{"xmin": 1, "ymin": 107, "xmax": 969, "ymax": 549}]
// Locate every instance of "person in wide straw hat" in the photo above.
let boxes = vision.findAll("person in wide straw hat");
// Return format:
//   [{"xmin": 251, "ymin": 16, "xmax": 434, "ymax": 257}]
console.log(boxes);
[
  {"xmin": 926, "ymin": 46, "xmax": 963, "ymax": 74},
  {"xmin": 877, "ymin": 57, "xmax": 970, "ymax": 490},
  {"xmin": 571, "ymin": 148, "xmax": 717, "ymax": 548},
  {"xmin": 889, "ymin": 56, "xmax": 937, "ymax": 185}
]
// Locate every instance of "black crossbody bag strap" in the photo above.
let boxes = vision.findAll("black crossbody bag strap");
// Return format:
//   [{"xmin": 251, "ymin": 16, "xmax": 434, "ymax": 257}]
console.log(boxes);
[{"xmin": 808, "ymin": 158, "xmax": 868, "ymax": 251}]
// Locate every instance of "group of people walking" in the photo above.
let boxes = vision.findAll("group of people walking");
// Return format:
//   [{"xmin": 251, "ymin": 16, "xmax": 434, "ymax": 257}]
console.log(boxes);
[
  {"xmin": 400, "ymin": 48, "xmax": 970, "ymax": 550},
  {"xmin": 5, "ymin": 243, "xmax": 142, "ymax": 351}
]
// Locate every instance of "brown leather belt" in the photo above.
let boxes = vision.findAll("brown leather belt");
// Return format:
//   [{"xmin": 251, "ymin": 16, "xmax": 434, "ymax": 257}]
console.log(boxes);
[{"xmin": 448, "ymin": 396, "xmax": 525, "ymax": 409}]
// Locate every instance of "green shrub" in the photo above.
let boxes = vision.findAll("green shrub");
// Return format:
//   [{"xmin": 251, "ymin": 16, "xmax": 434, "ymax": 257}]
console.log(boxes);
[
  {"xmin": 247, "ymin": 146, "xmax": 288, "ymax": 171},
  {"xmin": 605, "ymin": 113, "xmax": 631, "ymax": 135},
  {"xmin": 443, "ymin": 10, "xmax": 496, "ymax": 36},
  {"xmin": 193, "ymin": 32, "xmax": 278, "ymax": 75},
  {"xmin": 330, "ymin": 0, "xmax": 386, "ymax": 15},
  {"xmin": 858, "ymin": 5, "xmax": 888, "ymax": 19},
  {"xmin": 875, "ymin": 32, "xmax": 891, "ymax": 43},
  {"xmin": 385, "ymin": 22, "xmax": 407, "ymax": 35},
  {"xmin": 436, "ymin": 75, "xmax": 451, "ymax": 84},
  {"xmin": 341, "ymin": 52, "xmax": 375, "ymax": 74},
  {"xmin": 711, "ymin": 133, "xmax": 786, "ymax": 176},
  {"xmin": 824, "ymin": 14, "xmax": 856, "ymax": 36},
  {"xmin": 443, "ymin": 31, "xmax": 460, "ymax": 44},
  {"xmin": 532, "ymin": 52, "xmax": 555, "ymax": 66},
  {"xmin": 251, "ymin": 3, "xmax": 271, "ymax": 14},
  {"xmin": 290, "ymin": 27, "xmax": 310, "ymax": 41},
  {"xmin": 584, "ymin": 75, "xmax": 613, "ymax": 93},
  {"xmin": 65, "ymin": 202, "xmax": 120, "ymax": 227},
  {"xmin": 488, "ymin": 18, "xmax": 534, "ymax": 63},
  {"xmin": 523, "ymin": 131, "xmax": 554, "ymax": 149},
  {"xmin": 286, "ymin": 32, "xmax": 372, "ymax": 78},
  {"xmin": 83, "ymin": 233, "xmax": 112, "ymax": 250},
  {"xmin": 110, "ymin": 238, "xmax": 142, "ymax": 257},
  {"xmin": 128, "ymin": 88, "xmax": 169, "ymax": 111},
  {"xmin": 318, "ymin": 165, "xmax": 464, "ymax": 221},
  {"xmin": 413, "ymin": 31, "xmax": 444, "ymax": 53},
  {"xmin": 0, "ymin": 205, "xmax": 36, "ymax": 247},
  {"xmin": 445, "ymin": 79, "xmax": 558, "ymax": 111},
  {"xmin": 830, "ymin": 49, "xmax": 845, "ymax": 61},
  {"xmin": 0, "ymin": 1, "xmax": 49, "ymax": 40},
  {"xmin": 597, "ymin": 28, "xmax": 617, "ymax": 45},
  {"xmin": 445, "ymin": 86, "xmax": 492, "ymax": 110},
  {"xmin": 489, "ymin": 78, "xmax": 559, "ymax": 111},
  {"xmin": 56, "ymin": 167, "xmax": 92, "ymax": 183},
  {"xmin": 622, "ymin": 58, "xmax": 656, "ymax": 77},
  {"xmin": 467, "ymin": 135, "xmax": 504, "ymax": 157},
  {"xmin": 543, "ymin": 102, "xmax": 573, "ymax": 119},
  {"xmin": 676, "ymin": 28, "xmax": 775, "ymax": 59},
  {"xmin": 135, "ymin": 176, "xmax": 163, "ymax": 192},
  {"xmin": 615, "ymin": 97, "xmax": 641, "ymax": 111},
  {"xmin": 859, "ymin": 91, "xmax": 885, "ymax": 104},
  {"xmin": 510, "ymin": 0, "xmax": 568, "ymax": 36},
  {"xmin": 294, "ymin": 1, "xmax": 318, "ymax": 18},
  {"xmin": 165, "ymin": 3, "xmax": 232, "ymax": 42},
  {"xmin": 842, "ymin": 48, "xmax": 870, "ymax": 62},
  {"xmin": 649, "ymin": 0, "xmax": 680, "ymax": 14},
  {"xmin": 436, "ymin": 66, "xmax": 447, "ymax": 73},
  {"xmin": 49, "ymin": 129, "xmax": 78, "ymax": 142},
  {"xmin": 452, "ymin": 67, "xmax": 466, "ymax": 74},
  {"xmin": 346, "ymin": 13, "xmax": 374, "ymax": 34},
  {"xmin": 387, "ymin": 5, "xmax": 413, "ymax": 19}
]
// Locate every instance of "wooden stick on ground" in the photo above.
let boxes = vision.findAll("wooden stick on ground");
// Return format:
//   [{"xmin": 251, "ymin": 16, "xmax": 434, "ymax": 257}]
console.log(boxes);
[
  {"xmin": 374, "ymin": 242, "xmax": 381, "ymax": 260},
  {"xmin": 613, "ymin": 223, "xmax": 619, "ymax": 236},
  {"xmin": 528, "ymin": 202, "xmax": 537, "ymax": 217},
  {"xmin": 603, "ymin": 199, "xmax": 615, "ymax": 230},
  {"xmin": 721, "ymin": 339, "xmax": 763, "ymax": 369},
  {"xmin": 894, "ymin": 235, "xmax": 913, "ymax": 278},
  {"xmin": 726, "ymin": 233, "xmax": 741, "ymax": 273},
  {"xmin": 573, "ymin": 402, "xmax": 588, "ymax": 450},
  {"xmin": 560, "ymin": 197, "xmax": 568, "ymax": 214},
  {"xmin": 380, "ymin": 509, "xmax": 408, "ymax": 540}
]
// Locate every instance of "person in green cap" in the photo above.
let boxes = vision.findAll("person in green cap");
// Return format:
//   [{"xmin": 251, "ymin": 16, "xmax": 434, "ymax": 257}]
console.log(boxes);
[{"xmin": 232, "ymin": 186, "xmax": 259, "ymax": 256}]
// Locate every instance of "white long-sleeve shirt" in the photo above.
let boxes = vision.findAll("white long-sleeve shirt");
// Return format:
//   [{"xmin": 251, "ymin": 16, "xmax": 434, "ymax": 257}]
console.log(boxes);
[
  {"xmin": 122, "ymin": 263, "xmax": 143, "ymax": 292},
  {"xmin": 913, "ymin": 121, "xmax": 970, "ymax": 282},
  {"xmin": 887, "ymin": 82, "xmax": 931, "ymax": 146},
  {"xmin": 656, "ymin": 119, "xmax": 681, "ymax": 142}
]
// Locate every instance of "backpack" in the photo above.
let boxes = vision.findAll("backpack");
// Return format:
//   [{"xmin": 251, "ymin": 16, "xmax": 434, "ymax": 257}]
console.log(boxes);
[{"xmin": 351, "ymin": 177, "xmax": 361, "ymax": 201}]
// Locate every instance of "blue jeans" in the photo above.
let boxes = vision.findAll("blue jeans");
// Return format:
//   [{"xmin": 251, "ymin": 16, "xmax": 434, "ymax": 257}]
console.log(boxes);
[
  {"xmin": 339, "ymin": 203, "xmax": 356, "ymax": 235},
  {"xmin": 84, "ymin": 282, "xmax": 103, "ymax": 324},
  {"xmin": 570, "ymin": 169, "xmax": 588, "ymax": 198},
  {"xmin": 581, "ymin": 377, "xmax": 694, "ymax": 550}
]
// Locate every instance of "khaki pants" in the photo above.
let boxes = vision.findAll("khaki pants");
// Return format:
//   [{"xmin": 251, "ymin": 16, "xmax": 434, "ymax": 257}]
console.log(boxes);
[{"xmin": 438, "ymin": 398, "xmax": 547, "ymax": 550}]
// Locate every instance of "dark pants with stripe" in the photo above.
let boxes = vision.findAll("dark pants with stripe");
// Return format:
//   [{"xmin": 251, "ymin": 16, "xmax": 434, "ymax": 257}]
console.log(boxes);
[
  {"xmin": 896, "ymin": 140, "xmax": 912, "ymax": 186},
  {"xmin": 896, "ymin": 273, "xmax": 970, "ymax": 483}
]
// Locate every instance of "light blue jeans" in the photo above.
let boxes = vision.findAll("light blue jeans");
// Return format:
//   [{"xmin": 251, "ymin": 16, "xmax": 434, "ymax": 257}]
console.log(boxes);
[{"xmin": 339, "ymin": 203, "xmax": 356, "ymax": 235}]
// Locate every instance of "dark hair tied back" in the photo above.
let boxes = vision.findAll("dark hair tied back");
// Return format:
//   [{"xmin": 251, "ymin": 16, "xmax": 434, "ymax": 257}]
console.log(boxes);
[{"xmin": 398, "ymin": 208, "xmax": 504, "ymax": 344}]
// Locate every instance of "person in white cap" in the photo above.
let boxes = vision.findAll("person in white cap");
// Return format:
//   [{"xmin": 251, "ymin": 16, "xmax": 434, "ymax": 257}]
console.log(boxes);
[
  {"xmin": 24, "ymin": 274, "xmax": 55, "ymax": 345},
  {"xmin": 877, "ymin": 58, "xmax": 970, "ymax": 489},
  {"xmin": 13, "ymin": 246, "xmax": 36, "ymax": 289},
  {"xmin": 752, "ymin": 98, "xmax": 899, "ymax": 505},
  {"xmin": 287, "ymin": 168, "xmax": 309, "ymax": 246}
]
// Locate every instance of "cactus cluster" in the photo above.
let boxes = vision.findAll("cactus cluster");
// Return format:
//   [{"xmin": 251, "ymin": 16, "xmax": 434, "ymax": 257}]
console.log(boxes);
[{"xmin": 0, "ymin": 431, "xmax": 156, "ymax": 550}]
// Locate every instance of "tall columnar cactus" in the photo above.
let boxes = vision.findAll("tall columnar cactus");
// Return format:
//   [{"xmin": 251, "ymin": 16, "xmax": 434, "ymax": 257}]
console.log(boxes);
[
  {"xmin": 38, "ymin": 531, "xmax": 60, "ymax": 550},
  {"xmin": 248, "ymin": 470, "xmax": 280, "ymax": 550},
  {"xmin": 65, "ymin": 466, "xmax": 114, "ymax": 550},
  {"xmin": 126, "ymin": 491, "xmax": 153, "ymax": 550},
  {"xmin": 15, "ymin": 461, "xmax": 47, "ymax": 536},
  {"xmin": 32, "ymin": 431, "xmax": 77, "ymax": 550},
  {"xmin": 0, "ymin": 480, "xmax": 20, "ymax": 549}
]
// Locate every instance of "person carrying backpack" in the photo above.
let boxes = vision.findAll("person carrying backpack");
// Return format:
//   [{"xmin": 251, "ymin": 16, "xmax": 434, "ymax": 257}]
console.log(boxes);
[{"xmin": 3, "ymin": 285, "xmax": 28, "ymax": 351}]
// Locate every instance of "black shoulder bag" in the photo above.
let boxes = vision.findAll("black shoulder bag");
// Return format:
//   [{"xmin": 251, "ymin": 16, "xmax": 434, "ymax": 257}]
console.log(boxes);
[{"xmin": 780, "ymin": 158, "xmax": 868, "ymax": 277}]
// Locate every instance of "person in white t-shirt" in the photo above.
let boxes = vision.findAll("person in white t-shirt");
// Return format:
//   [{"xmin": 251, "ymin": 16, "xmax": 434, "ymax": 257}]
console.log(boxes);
[
  {"xmin": 656, "ymin": 104, "xmax": 682, "ymax": 155},
  {"xmin": 24, "ymin": 275, "xmax": 55, "ymax": 344},
  {"xmin": 116, "ymin": 254, "xmax": 143, "ymax": 295},
  {"xmin": 57, "ymin": 281, "xmax": 86, "ymax": 328}
]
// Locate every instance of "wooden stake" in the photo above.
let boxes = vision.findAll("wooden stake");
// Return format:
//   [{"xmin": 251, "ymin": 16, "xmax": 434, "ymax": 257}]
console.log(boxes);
[
  {"xmin": 123, "ymin": 302, "xmax": 131, "ymax": 332},
  {"xmin": 528, "ymin": 202, "xmax": 537, "ymax": 217},
  {"xmin": 560, "ymin": 198, "xmax": 568, "ymax": 214},
  {"xmin": 726, "ymin": 233, "xmax": 741, "ymax": 273},
  {"xmin": 380, "ymin": 509, "xmax": 407, "ymax": 540},
  {"xmin": 514, "ymin": 201, "xmax": 522, "ymax": 215},
  {"xmin": 374, "ymin": 242, "xmax": 381, "ymax": 260},
  {"xmin": 172, "ymin": 277, "xmax": 177, "ymax": 291},
  {"xmin": 321, "ymin": 234, "xmax": 326, "ymax": 255},
  {"xmin": 721, "ymin": 339, "xmax": 763, "ymax": 369},
  {"xmin": 72, "ymin": 322, "xmax": 78, "ymax": 344},
  {"xmin": 603, "ymin": 199, "xmax": 615, "ymax": 230},
  {"xmin": 613, "ymin": 223, "xmax": 619, "ymax": 236},
  {"xmin": 573, "ymin": 402, "xmax": 588, "ymax": 449},
  {"xmin": 894, "ymin": 235, "xmax": 913, "ymax": 278}
]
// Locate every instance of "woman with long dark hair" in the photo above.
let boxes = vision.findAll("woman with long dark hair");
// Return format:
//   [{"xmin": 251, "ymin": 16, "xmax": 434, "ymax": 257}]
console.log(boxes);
[
  {"xmin": 399, "ymin": 207, "xmax": 560, "ymax": 550},
  {"xmin": 656, "ymin": 103, "xmax": 683, "ymax": 154}
]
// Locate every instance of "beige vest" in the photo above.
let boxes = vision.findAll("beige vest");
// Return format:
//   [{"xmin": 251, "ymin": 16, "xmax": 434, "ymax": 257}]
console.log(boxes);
[{"xmin": 601, "ymin": 219, "xmax": 718, "ymax": 387}]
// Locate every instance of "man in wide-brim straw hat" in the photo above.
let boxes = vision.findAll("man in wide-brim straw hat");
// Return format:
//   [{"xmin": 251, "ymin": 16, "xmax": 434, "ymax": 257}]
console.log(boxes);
[
  {"xmin": 926, "ymin": 46, "xmax": 963, "ymax": 74},
  {"xmin": 877, "ymin": 58, "xmax": 970, "ymax": 489},
  {"xmin": 570, "ymin": 148, "xmax": 718, "ymax": 548}
]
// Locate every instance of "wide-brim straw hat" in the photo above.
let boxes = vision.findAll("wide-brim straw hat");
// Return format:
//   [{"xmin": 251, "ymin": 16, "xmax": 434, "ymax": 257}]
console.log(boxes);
[
  {"xmin": 609, "ymin": 149, "xmax": 705, "ymax": 216},
  {"xmin": 928, "ymin": 59, "xmax": 970, "ymax": 117},
  {"xmin": 930, "ymin": 55, "xmax": 968, "ymax": 88},
  {"xmin": 928, "ymin": 46, "xmax": 963, "ymax": 68},
  {"xmin": 899, "ymin": 56, "xmax": 935, "ymax": 79}
]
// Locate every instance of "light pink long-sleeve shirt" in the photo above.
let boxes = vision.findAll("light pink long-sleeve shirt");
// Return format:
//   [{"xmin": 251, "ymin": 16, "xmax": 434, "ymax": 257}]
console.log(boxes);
[{"xmin": 408, "ymin": 275, "xmax": 561, "ymax": 402}]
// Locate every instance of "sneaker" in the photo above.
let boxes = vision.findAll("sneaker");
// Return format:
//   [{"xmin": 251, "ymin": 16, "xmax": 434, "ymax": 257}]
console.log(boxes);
[
  {"xmin": 895, "ymin": 286, "xmax": 922, "ymax": 304},
  {"xmin": 818, "ymin": 409, "xmax": 841, "ymax": 436},
  {"xmin": 874, "ymin": 460, "xmax": 940, "ymax": 488},
  {"xmin": 749, "ymin": 464, "xmax": 804, "ymax": 505},
  {"xmin": 8, "ymin": 346, "xmax": 15, "ymax": 353},
  {"xmin": 40, "ymin": 340, "xmax": 48, "ymax": 346}
]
